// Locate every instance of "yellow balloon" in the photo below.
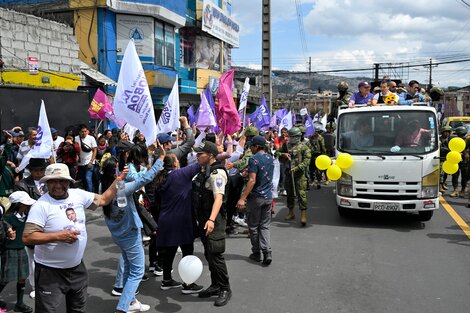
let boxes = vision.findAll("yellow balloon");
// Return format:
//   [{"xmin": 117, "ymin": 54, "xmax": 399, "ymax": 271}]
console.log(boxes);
[
  {"xmin": 446, "ymin": 151, "xmax": 462, "ymax": 164},
  {"xmin": 442, "ymin": 161, "xmax": 459, "ymax": 175},
  {"xmin": 449, "ymin": 137, "xmax": 466, "ymax": 153},
  {"xmin": 336, "ymin": 153, "xmax": 353, "ymax": 169},
  {"xmin": 327, "ymin": 165, "xmax": 342, "ymax": 181},
  {"xmin": 315, "ymin": 155, "xmax": 331, "ymax": 171}
]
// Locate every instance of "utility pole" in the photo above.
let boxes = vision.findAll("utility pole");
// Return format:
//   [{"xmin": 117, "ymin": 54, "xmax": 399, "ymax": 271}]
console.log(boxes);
[
  {"xmin": 429, "ymin": 58, "xmax": 432, "ymax": 89},
  {"xmin": 261, "ymin": 0, "xmax": 272, "ymax": 113},
  {"xmin": 374, "ymin": 63, "xmax": 379, "ymax": 82},
  {"xmin": 308, "ymin": 56, "xmax": 311, "ymax": 110}
]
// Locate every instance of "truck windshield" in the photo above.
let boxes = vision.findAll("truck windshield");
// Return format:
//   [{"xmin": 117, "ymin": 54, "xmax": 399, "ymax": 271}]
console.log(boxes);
[{"xmin": 338, "ymin": 110, "xmax": 438, "ymax": 155}]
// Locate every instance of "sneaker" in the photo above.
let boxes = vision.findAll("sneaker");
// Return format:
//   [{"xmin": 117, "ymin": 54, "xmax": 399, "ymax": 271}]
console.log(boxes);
[
  {"xmin": 249, "ymin": 252, "xmax": 262, "ymax": 262},
  {"xmin": 14, "ymin": 303, "xmax": 33, "ymax": 313},
  {"xmin": 153, "ymin": 265, "xmax": 163, "ymax": 276},
  {"xmin": 148, "ymin": 262, "xmax": 157, "ymax": 273},
  {"xmin": 141, "ymin": 274, "xmax": 149, "ymax": 282},
  {"xmin": 127, "ymin": 300, "xmax": 150, "ymax": 312},
  {"xmin": 198, "ymin": 285, "xmax": 220, "ymax": 298},
  {"xmin": 111, "ymin": 287, "xmax": 140, "ymax": 296},
  {"xmin": 214, "ymin": 289, "xmax": 232, "ymax": 307},
  {"xmin": 182, "ymin": 283, "xmax": 204, "ymax": 294},
  {"xmin": 450, "ymin": 190, "xmax": 459, "ymax": 197},
  {"xmin": 442, "ymin": 184, "xmax": 448, "ymax": 190},
  {"xmin": 29, "ymin": 290, "xmax": 35, "ymax": 299},
  {"xmin": 160, "ymin": 279, "xmax": 182, "ymax": 290},
  {"xmin": 262, "ymin": 252, "xmax": 272, "ymax": 266},
  {"xmin": 235, "ymin": 217, "xmax": 248, "ymax": 227}
]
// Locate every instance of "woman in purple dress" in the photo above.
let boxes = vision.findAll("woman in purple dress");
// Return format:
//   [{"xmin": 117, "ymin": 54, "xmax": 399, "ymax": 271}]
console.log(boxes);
[{"xmin": 154, "ymin": 152, "xmax": 203, "ymax": 294}]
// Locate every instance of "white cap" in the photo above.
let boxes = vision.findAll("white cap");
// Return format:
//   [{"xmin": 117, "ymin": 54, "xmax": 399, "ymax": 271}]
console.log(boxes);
[{"xmin": 9, "ymin": 191, "xmax": 36, "ymax": 206}]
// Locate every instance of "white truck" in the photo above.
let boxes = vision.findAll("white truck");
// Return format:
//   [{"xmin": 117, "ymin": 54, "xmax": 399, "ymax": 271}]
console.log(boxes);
[{"xmin": 335, "ymin": 105, "xmax": 440, "ymax": 221}]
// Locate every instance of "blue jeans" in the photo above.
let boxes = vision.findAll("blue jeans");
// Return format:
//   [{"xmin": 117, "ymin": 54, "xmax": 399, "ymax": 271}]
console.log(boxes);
[
  {"xmin": 78, "ymin": 164, "xmax": 94, "ymax": 192},
  {"xmin": 113, "ymin": 229, "xmax": 144, "ymax": 311},
  {"xmin": 114, "ymin": 254, "xmax": 124, "ymax": 289}
]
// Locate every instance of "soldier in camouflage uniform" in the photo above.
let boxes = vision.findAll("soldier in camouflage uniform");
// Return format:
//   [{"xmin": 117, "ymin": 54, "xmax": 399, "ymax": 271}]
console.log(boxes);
[
  {"xmin": 306, "ymin": 125, "xmax": 327, "ymax": 189},
  {"xmin": 277, "ymin": 127, "xmax": 311, "ymax": 226},
  {"xmin": 328, "ymin": 81, "xmax": 352, "ymax": 125},
  {"xmin": 231, "ymin": 126, "xmax": 259, "ymax": 172}
]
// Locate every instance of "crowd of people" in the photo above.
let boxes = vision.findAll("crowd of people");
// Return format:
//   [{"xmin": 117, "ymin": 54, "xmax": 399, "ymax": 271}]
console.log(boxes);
[
  {"xmin": 0, "ymin": 112, "xmax": 328, "ymax": 312},
  {"xmin": 0, "ymin": 77, "xmax": 451, "ymax": 312}
]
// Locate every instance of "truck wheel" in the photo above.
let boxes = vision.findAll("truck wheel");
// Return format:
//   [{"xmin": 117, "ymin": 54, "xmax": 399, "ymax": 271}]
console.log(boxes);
[
  {"xmin": 338, "ymin": 206, "xmax": 350, "ymax": 217},
  {"xmin": 418, "ymin": 211, "xmax": 433, "ymax": 221}
]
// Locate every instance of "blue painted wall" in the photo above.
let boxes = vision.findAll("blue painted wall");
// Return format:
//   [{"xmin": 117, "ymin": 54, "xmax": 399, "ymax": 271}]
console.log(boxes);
[{"xmin": 121, "ymin": 0, "xmax": 185, "ymax": 17}]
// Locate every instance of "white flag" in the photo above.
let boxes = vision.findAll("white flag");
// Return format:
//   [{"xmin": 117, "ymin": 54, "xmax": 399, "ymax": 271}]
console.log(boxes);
[
  {"xmin": 18, "ymin": 100, "xmax": 53, "ymax": 171},
  {"xmin": 114, "ymin": 39, "xmax": 157, "ymax": 146},
  {"xmin": 156, "ymin": 75, "xmax": 180, "ymax": 134},
  {"xmin": 278, "ymin": 110, "xmax": 293, "ymax": 133},
  {"xmin": 238, "ymin": 77, "xmax": 250, "ymax": 112}
]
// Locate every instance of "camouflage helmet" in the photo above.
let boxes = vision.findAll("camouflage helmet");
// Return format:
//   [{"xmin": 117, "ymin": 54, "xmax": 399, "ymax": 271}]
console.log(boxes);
[
  {"xmin": 440, "ymin": 126, "xmax": 452, "ymax": 133},
  {"xmin": 430, "ymin": 86, "xmax": 444, "ymax": 96},
  {"xmin": 454, "ymin": 126, "xmax": 467, "ymax": 137},
  {"xmin": 295, "ymin": 123, "xmax": 306, "ymax": 134},
  {"xmin": 337, "ymin": 81, "xmax": 349, "ymax": 91},
  {"xmin": 288, "ymin": 127, "xmax": 302, "ymax": 137},
  {"xmin": 245, "ymin": 126, "xmax": 259, "ymax": 137},
  {"xmin": 314, "ymin": 124, "xmax": 324, "ymax": 132},
  {"xmin": 326, "ymin": 122, "xmax": 336, "ymax": 129}
]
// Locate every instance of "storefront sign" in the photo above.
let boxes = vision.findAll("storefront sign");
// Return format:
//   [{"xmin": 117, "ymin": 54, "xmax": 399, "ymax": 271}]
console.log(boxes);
[
  {"xmin": 202, "ymin": 0, "xmax": 240, "ymax": 48},
  {"xmin": 116, "ymin": 14, "xmax": 155, "ymax": 63}
]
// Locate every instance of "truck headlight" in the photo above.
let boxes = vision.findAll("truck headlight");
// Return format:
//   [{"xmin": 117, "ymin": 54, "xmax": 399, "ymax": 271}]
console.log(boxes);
[
  {"xmin": 421, "ymin": 169, "xmax": 439, "ymax": 198},
  {"xmin": 338, "ymin": 172, "xmax": 353, "ymax": 197}
]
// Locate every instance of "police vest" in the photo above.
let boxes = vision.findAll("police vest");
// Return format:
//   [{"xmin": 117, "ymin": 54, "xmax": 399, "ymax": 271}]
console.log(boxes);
[{"xmin": 192, "ymin": 162, "xmax": 229, "ymax": 219}]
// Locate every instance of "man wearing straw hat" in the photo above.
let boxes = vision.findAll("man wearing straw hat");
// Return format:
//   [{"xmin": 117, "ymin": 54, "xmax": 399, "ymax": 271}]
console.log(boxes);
[{"xmin": 22, "ymin": 163, "xmax": 125, "ymax": 312}]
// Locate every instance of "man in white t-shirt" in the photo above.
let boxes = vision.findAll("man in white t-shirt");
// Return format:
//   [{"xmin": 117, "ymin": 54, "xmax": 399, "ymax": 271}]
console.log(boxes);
[
  {"xmin": 75, "ymin": 124, "xmax": 97, "ymax": 192},
  {"xmin": 22, "ymin": 163, "xmax": 123, "ymax": 312},
  {"xmin": 51, "ymin": 128, "xmax": 64, "ymax": 159}
]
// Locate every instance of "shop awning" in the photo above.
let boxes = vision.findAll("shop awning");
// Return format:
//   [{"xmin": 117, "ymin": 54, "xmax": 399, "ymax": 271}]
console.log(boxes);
[{"xmin": 80, "ymin": 62, "xmax": 117, "ymax": 86}]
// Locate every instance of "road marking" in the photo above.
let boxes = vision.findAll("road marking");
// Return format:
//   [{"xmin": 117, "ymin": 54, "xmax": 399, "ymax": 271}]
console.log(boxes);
[{"xmin": 439, "ymin": 196, "xmax": 470, "ymax": 239}]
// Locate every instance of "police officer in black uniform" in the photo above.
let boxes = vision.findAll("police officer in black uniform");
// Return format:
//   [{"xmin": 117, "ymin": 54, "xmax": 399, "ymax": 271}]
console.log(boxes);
[{"xmin": 193, "ymin": 141, "xmax": 231, "ymax": 306}]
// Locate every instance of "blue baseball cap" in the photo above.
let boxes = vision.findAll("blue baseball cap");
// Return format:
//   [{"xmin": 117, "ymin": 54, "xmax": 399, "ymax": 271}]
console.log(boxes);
[
  {"xmin": 251, "ymin": 135, "xmax": 267, "ymax": 147},
  {"xmin": 157, "ymin": 133, "xmax": 176, "ymax": 144},
  {"xmin": 50, "ymin": 128, "xmax": 57, "ymax": 134}
]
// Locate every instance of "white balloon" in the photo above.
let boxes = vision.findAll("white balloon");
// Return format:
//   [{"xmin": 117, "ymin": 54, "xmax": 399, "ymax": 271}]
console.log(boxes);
[{"xmin": 178, "ymin": 255, "xmax": 203, "ymax": 284}]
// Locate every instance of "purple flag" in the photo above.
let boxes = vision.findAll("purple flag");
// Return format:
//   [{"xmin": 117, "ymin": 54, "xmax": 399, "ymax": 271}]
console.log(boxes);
[
  {"xmin": 187, "ymin": 104, "xmax": 198, "ymax": 126},
  {"xmin": 274, "ymin": 108, "xmax": 288, "ymax": 125},
  {"xmin": 252, "ymin": 95, "xmax": 271, "ymax": 130},
  {"xmin": 304, "ymin": 114, "xmax": 315, "ymax": 137},
  {"xmin": 204, "ymin": 87, "xmax": 218, "ymax": 132},
  {"xmin": 196, "ymin": 91, "xmax": 217, "ymax": 130}
]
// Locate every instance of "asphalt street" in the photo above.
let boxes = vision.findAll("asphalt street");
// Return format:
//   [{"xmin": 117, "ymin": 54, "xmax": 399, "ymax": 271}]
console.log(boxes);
[{"xmin": 2, "ymin": 184, "xmax": 470, "ymax": 313}]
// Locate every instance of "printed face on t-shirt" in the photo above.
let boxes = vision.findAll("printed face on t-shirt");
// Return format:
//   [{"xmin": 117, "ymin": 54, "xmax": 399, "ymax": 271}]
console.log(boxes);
[{"xmin": 66, "ymin": 208, "xmax": 77, "ymax": 223}]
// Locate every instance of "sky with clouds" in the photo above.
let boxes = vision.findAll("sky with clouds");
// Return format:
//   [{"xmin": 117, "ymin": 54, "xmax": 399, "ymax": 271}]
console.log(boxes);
[{"xmin": 231, "ymin": 0, "xmax": 470, "ymax": 87}]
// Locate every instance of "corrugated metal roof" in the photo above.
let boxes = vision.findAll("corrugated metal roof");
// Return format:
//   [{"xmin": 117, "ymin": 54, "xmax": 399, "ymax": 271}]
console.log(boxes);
[{"xmin": 80, "ymin": 62, "xmax": 117, "ymax": 86}]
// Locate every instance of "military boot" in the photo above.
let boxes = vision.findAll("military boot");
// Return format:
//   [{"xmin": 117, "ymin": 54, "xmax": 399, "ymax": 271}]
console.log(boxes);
[
  {"xmin": 284, "ymin": 209, "xmax": 295, "ymax": 220},
  {"xmin": 300, "ymin": 210, "xmax": 307, "ymax": 226}
]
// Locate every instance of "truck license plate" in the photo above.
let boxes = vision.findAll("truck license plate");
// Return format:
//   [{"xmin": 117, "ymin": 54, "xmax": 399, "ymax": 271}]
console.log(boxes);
[{"xmin": 373, "ymin": 202, "xmax": 399, "ymax": 211}]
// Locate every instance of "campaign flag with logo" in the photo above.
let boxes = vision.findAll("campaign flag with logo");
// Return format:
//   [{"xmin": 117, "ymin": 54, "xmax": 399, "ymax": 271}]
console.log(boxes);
[
  {"xmin": 273, "ymin": 108, "xmax": 288, "ymax": 127},
  {"xmin": 88, "ymin": 89, "xmax": 113, "ymax": 120},
  {"xmin": 238, "ymin": 77, "xmax": 250, "ymax": 124},
  {"xmin": 196, "ymin": 91, "xmax": 217, "ymax": 130},
  {"xmin": 304, "ymin": 114, "xmax": 315, "ymax": 137},
  {"xmin": 113, "ymin": 39, "xmax": 157, "ymax": 145},
  {"xmin": 156, "ymin": 75, "xmax": 180, "ymax": 134},
  {"xmin": 248, "ymin": 95, "xmax": 270, "ymax": 130},
  {"xmin": 18, "ymin": 100, "xmax": 53, "ymax": 171},
  {"xmin": 278, "ymin": 110, "xmax": 293, "ymax": 133},
  {"xmin": 216, "ymin": 69, "xmax": 240, "ymax": 135}
]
